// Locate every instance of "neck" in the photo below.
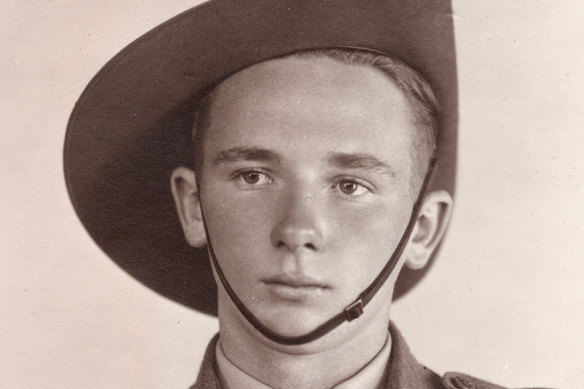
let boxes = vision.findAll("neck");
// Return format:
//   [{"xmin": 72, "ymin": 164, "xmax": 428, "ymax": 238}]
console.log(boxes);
[{"xmin": 218, "ymin": 293, "xmax": 392, "ymax": 389}]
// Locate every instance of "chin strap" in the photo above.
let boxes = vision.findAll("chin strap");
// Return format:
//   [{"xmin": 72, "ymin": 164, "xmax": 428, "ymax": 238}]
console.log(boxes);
[{"xmin": 198, "ymin": 154, "xmax": 437, "ymax": 345}]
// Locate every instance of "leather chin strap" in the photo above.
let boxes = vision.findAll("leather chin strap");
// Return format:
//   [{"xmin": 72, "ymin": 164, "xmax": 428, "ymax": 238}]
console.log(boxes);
[{"xmin": 198, "ymin": 154, "xmax": 437, "ymax": 346}]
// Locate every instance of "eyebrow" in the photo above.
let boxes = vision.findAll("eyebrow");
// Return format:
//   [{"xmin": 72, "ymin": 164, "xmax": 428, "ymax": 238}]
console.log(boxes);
[
  {"xmin": 212, "ymin": 146, "xmax": 282, "ymax": 166},
  {"xmin": 327, "ymin": 152, "xmax": 396, "ymax": 177},
  {"xmin": 211, "ymin": 147, "xmax": 395, "ymax": 176}
]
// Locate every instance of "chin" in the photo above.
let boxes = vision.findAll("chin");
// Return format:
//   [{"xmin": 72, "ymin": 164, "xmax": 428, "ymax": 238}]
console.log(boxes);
[
  {"xmin": 256, "ymin": 305, "xmax": 330, "ymax": 338},
  {"xmin": 251, "ymin": 308, "xmax": 372, "ymax": 354}
]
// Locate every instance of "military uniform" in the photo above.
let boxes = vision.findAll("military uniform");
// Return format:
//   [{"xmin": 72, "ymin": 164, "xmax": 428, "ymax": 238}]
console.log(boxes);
[{"xmin": 189, "ymin": 322, "xmax": 544, "ymax": 389}]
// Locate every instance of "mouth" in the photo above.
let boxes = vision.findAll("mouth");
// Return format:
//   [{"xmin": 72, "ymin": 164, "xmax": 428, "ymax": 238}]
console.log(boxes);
[{"xmin": 261, "ymin": 275, "xmax": 331, "ymax": 302}]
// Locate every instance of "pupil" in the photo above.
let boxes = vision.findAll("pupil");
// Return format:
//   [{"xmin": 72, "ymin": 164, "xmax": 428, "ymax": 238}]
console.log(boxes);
[
  {"xmin": 341, "ymin": 182, "xmax": 356, "ymax": 194},
  {"xmin": 245, "ymin": 172, "xmax": 260, "ymax": 184}
]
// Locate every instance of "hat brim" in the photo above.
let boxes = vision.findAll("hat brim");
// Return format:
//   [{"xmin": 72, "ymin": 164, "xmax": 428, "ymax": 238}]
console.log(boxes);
[{"xmin": 64, "ymin": 0, "xmax": 457, "ymax": 316}]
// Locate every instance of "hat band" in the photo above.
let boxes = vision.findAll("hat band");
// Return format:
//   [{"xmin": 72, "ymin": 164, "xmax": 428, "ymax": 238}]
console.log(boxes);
[{"xmin": 200, "ymin": 154, "xmax": 437, "ymax": 345}]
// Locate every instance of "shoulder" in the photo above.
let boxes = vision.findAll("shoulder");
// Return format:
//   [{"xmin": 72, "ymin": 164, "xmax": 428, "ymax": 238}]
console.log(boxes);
[{"xmin": 441, "ymin": 372, "xmax": 554, "ymax": 389}]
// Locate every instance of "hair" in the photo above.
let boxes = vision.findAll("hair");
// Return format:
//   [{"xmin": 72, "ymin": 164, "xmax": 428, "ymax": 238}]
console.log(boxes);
[{"xmin": 192, "ymin": 48, "xmax": 439, "ymax": 192}]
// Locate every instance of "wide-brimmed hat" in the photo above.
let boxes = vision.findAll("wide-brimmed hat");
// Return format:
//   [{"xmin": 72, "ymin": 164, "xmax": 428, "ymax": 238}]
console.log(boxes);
[{"xmin": 64, "ymin": 0, "xmax": 457, "ymax": 316}]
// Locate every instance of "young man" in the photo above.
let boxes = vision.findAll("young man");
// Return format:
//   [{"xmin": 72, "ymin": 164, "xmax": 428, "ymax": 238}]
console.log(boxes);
[
  {"xmin": 172, "ymin": 48, "xmax": 453, "ymax": 389},
  {"xmin": 64, "ymin": 0, "xmax": 546, "ymax": 388}
]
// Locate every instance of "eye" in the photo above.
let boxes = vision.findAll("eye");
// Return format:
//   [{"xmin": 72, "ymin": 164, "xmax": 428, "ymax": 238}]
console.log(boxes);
[
  {"xmin": 333, "ymin": 179, "xmax": 371, "ymax": 197},
  {"xmin": 236, "ymin": 170, "xmax": 273, "ymax": 186}
]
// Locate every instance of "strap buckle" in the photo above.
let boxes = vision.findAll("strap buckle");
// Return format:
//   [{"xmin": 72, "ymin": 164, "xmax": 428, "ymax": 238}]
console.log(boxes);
[{"xmin": 344, "ymin": 299, "xmax": 364, "ymax": 321}]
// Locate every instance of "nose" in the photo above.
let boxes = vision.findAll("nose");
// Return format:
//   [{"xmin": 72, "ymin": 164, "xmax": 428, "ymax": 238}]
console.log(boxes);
[{"xmin": 270, "ymin": 192, "xmax": 325, "ymax": 252}]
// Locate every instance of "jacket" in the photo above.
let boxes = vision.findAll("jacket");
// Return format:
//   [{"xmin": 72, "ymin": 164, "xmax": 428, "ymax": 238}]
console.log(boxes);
[{"xmin": 189, "ymin": 322, "xmax": 547, "ymax": 389}]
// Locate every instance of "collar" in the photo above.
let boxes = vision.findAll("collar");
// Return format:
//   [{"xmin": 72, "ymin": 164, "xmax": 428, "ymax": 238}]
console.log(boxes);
[
  {"xmin": 215, "ymin": 331, "xmax": 391, "ymax": 389},
  {"xmin": 384, "ymin": 321, "xmax": 442, "ymax": 388},
  {"xmin": 191, "ymin": 321, "xmax": 441, "ymax": 389}
]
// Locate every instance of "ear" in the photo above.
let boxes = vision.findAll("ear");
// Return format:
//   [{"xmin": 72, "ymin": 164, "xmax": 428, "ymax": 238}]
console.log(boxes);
[
  {"xmin": 170, "ymin": 166, "xmax": 207, "ymax": 248},
  {"xmin": 403, "ymin": 190, "xmax": 453, "ymax": 270}
]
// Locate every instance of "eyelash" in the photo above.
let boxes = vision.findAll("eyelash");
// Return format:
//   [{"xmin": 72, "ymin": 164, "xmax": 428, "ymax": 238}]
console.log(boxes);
[
  {"xmin": 331, "ymin": 177, "xmax": 373, "ymax": 197},
  {"xmin": 232, "ymin": 169, "xmax": 273, "ymax": 187},
  {"xmin": 232, "ymin": 169, "xmax": 374, "ymax": 196}
]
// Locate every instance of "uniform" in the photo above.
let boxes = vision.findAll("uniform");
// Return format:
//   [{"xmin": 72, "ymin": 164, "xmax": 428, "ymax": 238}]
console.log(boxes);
[{"xmin": 189, "ymin": 322, "xmax": 544, "ymax": 389}]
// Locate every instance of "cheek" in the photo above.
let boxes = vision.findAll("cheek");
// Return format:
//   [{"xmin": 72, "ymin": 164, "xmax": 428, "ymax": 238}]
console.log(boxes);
[
  {"xmin": 331, "ymin": 198, "xmax": 412, "ymax": 285},
  {"xmin": 201, "ymin": 189, "xmax": 278, "ymax": 279}
]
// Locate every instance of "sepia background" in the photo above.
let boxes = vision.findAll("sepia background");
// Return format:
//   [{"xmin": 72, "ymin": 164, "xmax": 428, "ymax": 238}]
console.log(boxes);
[{"xmin": 2, "ymin": 1, "xmax": 583, "ymax": 388}]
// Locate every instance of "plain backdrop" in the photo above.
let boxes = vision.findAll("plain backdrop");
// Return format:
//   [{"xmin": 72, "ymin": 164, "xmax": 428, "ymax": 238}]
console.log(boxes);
[{"xmin": 1, "ymin": 1, "xmax": 583, "ymax": 388}]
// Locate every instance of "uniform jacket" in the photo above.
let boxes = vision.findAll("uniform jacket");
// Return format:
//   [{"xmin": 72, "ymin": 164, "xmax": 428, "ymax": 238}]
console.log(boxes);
[{"xmin": 189, "ymin": 322, "xmax": 547, "ymax": 389}]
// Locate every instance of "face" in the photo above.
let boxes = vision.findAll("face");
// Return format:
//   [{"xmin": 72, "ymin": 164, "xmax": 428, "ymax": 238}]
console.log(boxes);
[{"xmin": 197, "ymin": 56, "xmax": 420, "ymax": 340}]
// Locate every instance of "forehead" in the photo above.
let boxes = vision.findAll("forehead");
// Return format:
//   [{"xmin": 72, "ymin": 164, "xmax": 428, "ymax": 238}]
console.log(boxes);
[
  {"xmin": 202, "ymin": 55, "xmax": 416, "ymax": 172},
  {"xmin": 210, "ymin": 55, "xmax": 411, "ymax": 126}
]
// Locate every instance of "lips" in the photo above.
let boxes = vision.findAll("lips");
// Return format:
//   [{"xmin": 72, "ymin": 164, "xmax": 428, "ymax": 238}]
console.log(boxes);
[{"xmin": 262, "ymin": 275, "xmax": 331, "ymax": 301}]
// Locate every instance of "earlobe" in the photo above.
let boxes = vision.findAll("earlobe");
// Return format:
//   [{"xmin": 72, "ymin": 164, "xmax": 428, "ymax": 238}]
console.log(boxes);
[
  {"xmin": 170, "ymin": 166, "xmax": 207, "ymax": 248},
  {"xmin": 404, "ymin": 190, "xmax": 453, "ymax": 270}
]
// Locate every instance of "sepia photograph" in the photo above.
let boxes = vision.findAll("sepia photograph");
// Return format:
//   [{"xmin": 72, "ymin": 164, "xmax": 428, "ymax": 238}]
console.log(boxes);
[{"xmin": 2, "ymin": 1, "xmax": 583, "ymax": 388}]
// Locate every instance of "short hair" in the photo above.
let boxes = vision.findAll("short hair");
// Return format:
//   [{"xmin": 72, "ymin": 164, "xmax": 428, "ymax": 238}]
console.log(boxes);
[{"xmin": 192, "ymin": 48, "xmax": 439, "ymax": 193}]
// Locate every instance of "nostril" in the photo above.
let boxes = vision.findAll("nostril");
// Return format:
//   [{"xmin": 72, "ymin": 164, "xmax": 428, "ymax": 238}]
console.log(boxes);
[
  {"xmin": 271, "ymin": 220, "xmax": 322, "ymax": 251},
  {"xmin": 274, "ymin": 239, "xmax": 317, "ymax": 250}
]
